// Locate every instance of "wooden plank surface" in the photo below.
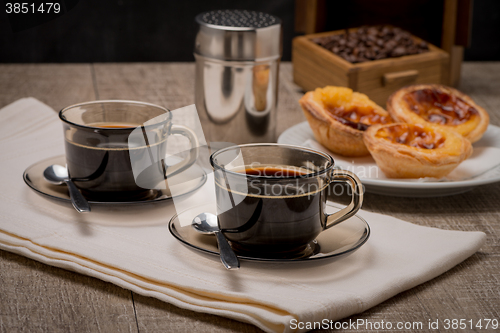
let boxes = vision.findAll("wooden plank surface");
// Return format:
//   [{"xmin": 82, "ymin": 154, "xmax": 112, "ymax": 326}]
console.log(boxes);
[
  {"xmin": 0, "ymin": 251, "xmax": 138, "ymax": 333},
  {"xmin": 1, "ymin": 62, "xmax": 499, "ymax": 333},
  {"xmin": 0, "ymin": 64, "xmax": 96, "ymax": 112}
]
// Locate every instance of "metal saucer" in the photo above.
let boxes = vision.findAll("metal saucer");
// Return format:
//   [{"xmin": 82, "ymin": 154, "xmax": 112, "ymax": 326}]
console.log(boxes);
[
  {"xmin": 169, "ymin": 202, "xmax": 370, "ymax": 263},
  {"xmin": 23, "ymin": 155, "xmax": 207, "ymax": 205}
]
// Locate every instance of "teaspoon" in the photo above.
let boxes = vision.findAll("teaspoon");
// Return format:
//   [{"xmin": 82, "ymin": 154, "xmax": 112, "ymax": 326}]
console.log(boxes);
[
  {"xmin": 43, "ymin": 165, "xmax": 91, "ymax": 213},
  {"xmin": 192, "ymin": 212, "xmax": 239, "ymax": 269}
]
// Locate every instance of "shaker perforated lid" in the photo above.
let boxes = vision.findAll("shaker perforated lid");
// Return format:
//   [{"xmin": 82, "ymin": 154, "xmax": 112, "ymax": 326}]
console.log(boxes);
[
  {"xmin": 197, "ymin": 9, "xmax": 279, "ymax": 29},
  {"xmin": 194, "ymin": 9, "xmax": 282, "ymax": 61}
]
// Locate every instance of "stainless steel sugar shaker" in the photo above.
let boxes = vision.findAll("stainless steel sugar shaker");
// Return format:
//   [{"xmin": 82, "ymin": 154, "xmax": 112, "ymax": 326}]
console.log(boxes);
[{"xmin": 194, "ymin": 9, "xmax": 282, "ymax": 144}]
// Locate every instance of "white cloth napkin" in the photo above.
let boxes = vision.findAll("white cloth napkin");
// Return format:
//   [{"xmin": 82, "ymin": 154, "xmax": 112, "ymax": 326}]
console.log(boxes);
[
  {"xmin": 304, "ymin": 135, "xmax": 500, "ymax": 182},
  {"xmin": 0, "ymin": 98, "xmax": 486, "ymax": 333}
]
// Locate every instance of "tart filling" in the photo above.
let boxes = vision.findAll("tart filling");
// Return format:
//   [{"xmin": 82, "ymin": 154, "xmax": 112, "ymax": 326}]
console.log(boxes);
[
  {"xmin": 387, "ymin": 84, "xmax": 489, "ymax": 143},
  {"xmin": 313, "ymin": 86, "xmax": 391, "ymax": 130},
  {"xmin": 403, "ymin": 88, "xmax": 479, "ymax": 126},
  {"xmin": 376, "ymin": 123, "xmax": 445, "ymax": 149},
  {"xmin": 325, "ymin": 105, "xmax": 392, "ymax": 131}
]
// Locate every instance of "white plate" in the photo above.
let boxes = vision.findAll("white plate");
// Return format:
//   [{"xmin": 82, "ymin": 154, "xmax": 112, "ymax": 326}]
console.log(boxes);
[{"xmin": 278, "ymin": 122, "xmax": 500, "ymax": 197}]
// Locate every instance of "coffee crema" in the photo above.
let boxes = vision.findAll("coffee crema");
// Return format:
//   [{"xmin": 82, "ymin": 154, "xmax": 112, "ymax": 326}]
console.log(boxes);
[
  {"xmin": 87, "ymin": 122, "xmax": 141, "ymax": 129},
  {"xmin": 238, "ymin": 166, "xmax": 310, "ymax": 177}
]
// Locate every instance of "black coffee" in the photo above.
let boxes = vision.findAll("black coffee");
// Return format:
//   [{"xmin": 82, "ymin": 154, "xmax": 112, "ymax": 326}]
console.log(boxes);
[
  {"xmin": 240, "ymin": 166, "xmax": 309, "ymax": 177},
  {"xmin": 64, "ymin": 123, "xmax": 167, "ymax": 201},
  {"xmin": 216, "ymin": 166, "xmax": 325, "ymax": 257}
]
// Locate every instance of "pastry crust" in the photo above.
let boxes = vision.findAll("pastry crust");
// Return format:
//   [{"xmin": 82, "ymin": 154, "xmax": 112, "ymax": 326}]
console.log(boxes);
[
  {"xmin": 364, "ymin": 123, "xmax": 473, "ymax": 178},
  {"xmin": 299, "ymin": 86, "xmax": 392, "ymax": 157},
  {"xmin": 387, "ymin": 84, "xmax": 489, "ymax": 143}
]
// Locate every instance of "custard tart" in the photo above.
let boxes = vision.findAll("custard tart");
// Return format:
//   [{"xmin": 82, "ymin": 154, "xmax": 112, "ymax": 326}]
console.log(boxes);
[
  {"xmin": 299, "ymin": 86, "xmax": 392, "ymax": 156},
  {"xmin": 387, "ymin": 84, "xmax": 489, "ymax": 143},
  {"xmin": 364, "ymin": 123, "xmax": 472, "ymax": 178}
]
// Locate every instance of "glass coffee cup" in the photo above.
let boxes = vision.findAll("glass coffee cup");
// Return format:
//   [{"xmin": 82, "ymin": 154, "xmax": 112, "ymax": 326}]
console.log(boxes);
[
  {"xmin": 59, "ymin": 100, "xmax": 198, "ymax": 201},
  {"xmin": 210, "ymin": 143, "xmax": 363, "ymax": 258}
]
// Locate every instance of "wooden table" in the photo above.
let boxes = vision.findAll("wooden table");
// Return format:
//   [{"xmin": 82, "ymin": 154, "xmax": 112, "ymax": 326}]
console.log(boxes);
[{"xmin": 0, "ymin": 62, "xmax": 499, "ymax": 332}]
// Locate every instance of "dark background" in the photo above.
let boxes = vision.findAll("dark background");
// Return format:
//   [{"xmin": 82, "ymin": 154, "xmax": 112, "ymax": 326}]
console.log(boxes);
[{"xmin": 0, "ymin": 0, "xmax": 498, "ymax": 62}]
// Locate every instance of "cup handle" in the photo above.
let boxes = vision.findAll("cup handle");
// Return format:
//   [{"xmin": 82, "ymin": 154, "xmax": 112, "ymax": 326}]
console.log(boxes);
[
  {"xmin": 163, "ymin": 124, "xmax": 199, "ymax": 178},
  {"xmin": 324, "ymin": 169, "xmax": 364, "ymax": 229}
]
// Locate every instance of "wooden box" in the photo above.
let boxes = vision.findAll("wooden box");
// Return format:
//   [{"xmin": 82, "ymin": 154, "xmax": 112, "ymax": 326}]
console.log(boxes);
[{"xmin": 292, "ymin": 29, "xmax": 449, "ymax": 106}]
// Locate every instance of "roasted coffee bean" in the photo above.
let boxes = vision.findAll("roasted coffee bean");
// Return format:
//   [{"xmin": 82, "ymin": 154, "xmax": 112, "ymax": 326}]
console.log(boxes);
[
  {"xmin": 312, "ymin": 25, "xmax": 429, "ymax": 63},
  {"xmin": 391, "ymin": 46, "xmax": 406, "ymax": 57}
]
